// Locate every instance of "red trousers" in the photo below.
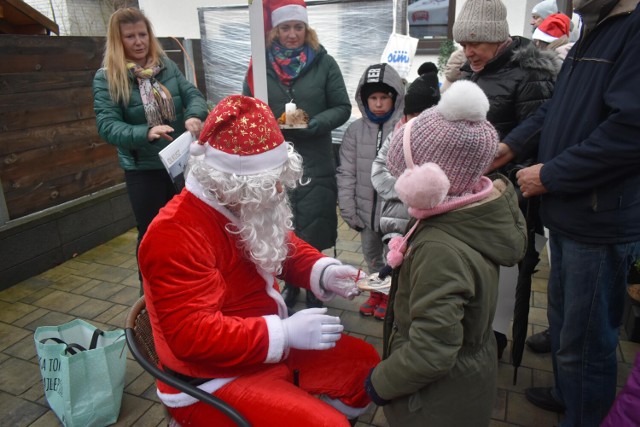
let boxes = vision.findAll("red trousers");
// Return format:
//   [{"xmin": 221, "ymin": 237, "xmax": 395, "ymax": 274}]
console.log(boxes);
[{"xmin": 167, "ymin": 334, "xmax": 380, "ymax": 427}]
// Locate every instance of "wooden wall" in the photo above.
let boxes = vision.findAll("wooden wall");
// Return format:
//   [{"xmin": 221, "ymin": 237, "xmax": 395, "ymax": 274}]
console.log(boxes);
[{"xmin": 0, "ymin": 34, "xmax": 206, "ymax": 220}]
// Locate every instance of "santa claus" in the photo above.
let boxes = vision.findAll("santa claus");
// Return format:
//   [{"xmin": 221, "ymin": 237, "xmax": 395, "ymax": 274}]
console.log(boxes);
[{"xmin": 138, "ymin": 95, "xmax": 380, "ymax": 426}]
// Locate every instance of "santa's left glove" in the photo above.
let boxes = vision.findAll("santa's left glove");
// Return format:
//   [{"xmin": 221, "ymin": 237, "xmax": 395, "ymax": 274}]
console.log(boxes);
[
  {"xmin": 365, "ymin": 369, "xmax": 390, "ymax": 406},
  {"xmin": 320, "ymin": 264, "xmax": 365, "ymax": 300}
]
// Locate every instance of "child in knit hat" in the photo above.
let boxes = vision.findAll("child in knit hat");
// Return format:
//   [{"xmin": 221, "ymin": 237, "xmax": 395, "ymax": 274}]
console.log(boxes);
[
  {"xmin": 337, "ymin": 63, "xmax": 404, "ymax": 320},
  {"xmin": 368, "ymin": 62, "xmax": 441, "ymax": 297},
  {"xmin": 364, "ymin": 80, "xmax": 527, "ymax": 426}
]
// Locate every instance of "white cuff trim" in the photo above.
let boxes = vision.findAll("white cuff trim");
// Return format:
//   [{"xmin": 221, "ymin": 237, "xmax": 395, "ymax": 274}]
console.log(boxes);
[
  {"xmin": 310, "ymin": 257, "xmax": 342, "ymax": 302},
  {"xmin": 263, "ymin": 314, "xmax": 286, "ymax": 363},
  {"xmin": 157, "ymin": 376, "xmax": 236, "ymax": 408}
]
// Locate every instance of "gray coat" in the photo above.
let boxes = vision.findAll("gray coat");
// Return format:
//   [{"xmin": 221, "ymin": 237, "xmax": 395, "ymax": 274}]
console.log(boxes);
[
  {"xmin": 372, "ymin": 177, "xmax": 527, "ymax": 427},
  {"xmin": 337, "ymin": 64, "xmax": 405, "ymax": 231},
  {"xmin": 371, "ymin": 128, "xmax": 409, "ymax": 242}
]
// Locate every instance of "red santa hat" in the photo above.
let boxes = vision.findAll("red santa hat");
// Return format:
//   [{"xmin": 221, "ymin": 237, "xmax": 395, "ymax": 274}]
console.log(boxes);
[
  {"xmin": 532, "ymin": 13, "xmax": 570, "ymax": 43},
  {"xmin": 192, "ymin": 95, "xmax": 288, "ymax": 175},
  {"xmin": 270, "ymin": 0, "xmax": 308, "ymax": 29}
]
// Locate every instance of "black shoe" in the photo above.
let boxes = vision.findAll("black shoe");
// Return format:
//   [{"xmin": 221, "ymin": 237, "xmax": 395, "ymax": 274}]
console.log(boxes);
[
  {"xmin": 494, "ymin": 331, "xmax": 507, "ymax": 360},
  {"xmin": 305, "ymin": 291, "xmax": 323, "ymax": 309},
  {"xmin": 525, "ymin": 387, "xmax": 565, "ymax": 413},
  {"xmin": 526, "ymin": 329, "xmax": 551, "ymax": 353},
  {"xmin": 281, "ymin": 285, "xmax": 300, "ymax": 309}
]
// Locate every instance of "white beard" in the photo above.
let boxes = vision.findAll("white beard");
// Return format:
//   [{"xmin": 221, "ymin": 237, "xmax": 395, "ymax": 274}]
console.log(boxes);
[{"xmin": 234, "ymin": 191, "xmax": 293, "ymax": 275}]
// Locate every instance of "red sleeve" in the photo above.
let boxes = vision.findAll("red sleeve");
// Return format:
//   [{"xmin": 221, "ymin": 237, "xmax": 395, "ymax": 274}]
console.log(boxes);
[{"xmin": 278, "ymin": 231, "xmax": 325, "ymax": 291}]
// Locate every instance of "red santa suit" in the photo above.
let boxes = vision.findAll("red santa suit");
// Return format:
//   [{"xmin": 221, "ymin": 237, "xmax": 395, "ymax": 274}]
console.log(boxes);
[{"xmin": 138, "ymin": 94, "xmax": 379, "ymax": 427}]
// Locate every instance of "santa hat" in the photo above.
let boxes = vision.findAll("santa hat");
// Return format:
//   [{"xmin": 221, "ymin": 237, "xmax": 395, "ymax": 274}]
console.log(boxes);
[
  {"xmin": 270, "ymin": 0, "xmax": 308, "ymax": 29},
  {"xmin": 384, "ymin": 80, "xmax": 498, "ymax": 267},
  {"xmin": 532, "ymin": 13, "xmax": 570, "ymax": 43},
  {"xmin": 192, "ymin": 95, "xmax": 288, "ymax": 175}
]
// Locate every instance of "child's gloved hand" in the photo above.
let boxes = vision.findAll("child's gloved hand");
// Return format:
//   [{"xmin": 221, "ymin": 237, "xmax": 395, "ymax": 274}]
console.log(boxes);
[{"xmin": 321, "ymin": 265, "xmax": 365, "ymax": 300}]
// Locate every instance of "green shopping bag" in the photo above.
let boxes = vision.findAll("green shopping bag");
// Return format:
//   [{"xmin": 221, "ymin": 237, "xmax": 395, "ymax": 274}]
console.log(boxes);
[{"xmin": 34, "ymin": 319, "xmax": 127, "ymax": 427}]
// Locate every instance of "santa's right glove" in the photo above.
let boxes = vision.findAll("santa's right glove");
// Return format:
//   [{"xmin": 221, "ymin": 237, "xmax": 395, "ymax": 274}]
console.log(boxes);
[{"xmin": 282, "ymin": 308, "xmax": 343, "ymax": 351}]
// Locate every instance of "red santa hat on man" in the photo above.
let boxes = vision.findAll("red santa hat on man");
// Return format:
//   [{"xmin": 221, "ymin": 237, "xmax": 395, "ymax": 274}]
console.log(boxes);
[
  {"xmin": 532, "ymin": 13, "xmax": 570, "ymax": 43},
  {"xmin": 192, "ymin": 95, "xmax": 288, "ymax": 175},
  {"xmin": 270, "ymin": 0, "xmax": 308, "ymax": 28}
]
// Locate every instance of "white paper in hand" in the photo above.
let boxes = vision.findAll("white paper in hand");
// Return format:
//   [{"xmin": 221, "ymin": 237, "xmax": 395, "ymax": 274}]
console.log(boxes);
[{"xmin": 158, "ymin": 131, "xmax": 195, "ymax": 191}]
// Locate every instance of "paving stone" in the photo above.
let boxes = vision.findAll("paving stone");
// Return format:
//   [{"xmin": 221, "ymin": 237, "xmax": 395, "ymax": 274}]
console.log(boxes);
[
  {"xmin": 22, "ymin": 310, "xmax": 76, "ymax": 332},
  {"xmin": 11, "ymin": 307, "xmax": 49, "ymax": 328},
  {"xmin": 0, "ymin": 357, "xmax": 42, "ymax": 395},
  {"xmin": 492, "ymin": 387, "xmax": 507, "ymax": 421},
  {"xmin": 0, "ymin": 300, "xmax": 37, "ymax": 324},
  {"xmin": 4, "ymin": 333, "xmax": 39, "ymax": 361},
  {"xmin": 19, "ymin": 288, "xmax": 55, "ymax": 305},
  {"xmin": 108, "ymin": 286, "xmax": 141, "ymax": 306},
  {"xmin": 505, "ymin": 390, "xmax": 560, "ymax": 427},
  {"xmin": 130, "ymin": 402, "xmax": 168, "ymax": 427},
  {"xmin": 84, "ymin": 264, "xmax": 135, "ymax": 284},
  {"xmin": 0, "ymin": 391, "xmax": 49, "ymax": 427},
  {"xmin": 25, "ymin": 410, "xmax": 61, "ymax": 427},
  {"xmin": 68, "ymin": 297, "xmax": 114, "ymax": 320},
  {"xmin": 110, "ymin": 393, "xmax": 155, "ymax": 426},
  {"xmin": 94, "ymin": 303, "xmax": 130, "ymax": 324},
  {"xmin": 31, "ymin": 290, "xmax": 88, "ymax": 313},
  {"xmin": 71, "ymin": 278, "xmax": 103, "ymax": 295},
  {"xmin": 0, "ymin": 322, "xmax": 31, "ymax": 352},
  {"xmin": 82, "ymin": 281, "xmax": 126, "ymax": 300},
  {"xmin": 49, "ymin": 274, "xmax": 92, "ymax": 293},
  {"xmin": 341, "ymin": 310, "xmax": 383, "ymax": 339}
]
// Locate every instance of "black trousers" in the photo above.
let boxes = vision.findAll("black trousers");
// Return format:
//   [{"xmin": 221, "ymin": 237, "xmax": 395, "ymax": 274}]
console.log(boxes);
[{"xmin": 124, "ymin": 169, "xmax": 177, "ymax": 293}]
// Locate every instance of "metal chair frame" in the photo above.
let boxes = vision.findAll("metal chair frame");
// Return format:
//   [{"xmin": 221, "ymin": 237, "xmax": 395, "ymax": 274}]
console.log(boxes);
[{"xmin": 125, "ymin": 296, "xmax": 251, "ymax": 427}]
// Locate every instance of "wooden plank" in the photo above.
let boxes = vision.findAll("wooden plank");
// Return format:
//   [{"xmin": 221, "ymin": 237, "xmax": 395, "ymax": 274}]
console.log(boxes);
[
  {"xmin": 1, "ymin": 141, "xmax": 118, "ymax": 190},
  {"xmin": 0, "ymin": 35, "xmax": 104, "ymax": 73},
  {"xmin": 0, "ymin": 86, "xmax": 95, "ymax": 132},
  {"xmin": 0, "ymin": 70, "xmax": 95, "ymax": 95},
  {"xmin": 4, "ymin": 163, "xmax": 124, "ymax": 219},
  {"xmin": 2, "ymin": 0, "xmax": 59, "ymax": 34},
  {"xmin": 0, "ymin": 118, "xmax": 100, "ymax": 156}
]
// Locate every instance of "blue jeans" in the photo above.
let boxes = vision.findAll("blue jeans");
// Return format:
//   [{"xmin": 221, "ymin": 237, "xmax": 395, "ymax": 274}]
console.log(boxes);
[{"xmin": 547, "ymin": 232, "xmax": 640, "ymax": 427}]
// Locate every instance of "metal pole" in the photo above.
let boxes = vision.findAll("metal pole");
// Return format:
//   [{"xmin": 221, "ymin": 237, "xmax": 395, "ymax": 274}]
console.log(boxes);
[{"xmin": 248, "ymin": 0, "xmax": 268, "ymax": 103}]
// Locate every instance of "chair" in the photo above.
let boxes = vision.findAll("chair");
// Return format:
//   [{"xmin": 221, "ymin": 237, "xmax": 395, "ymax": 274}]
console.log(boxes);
[{"xmin": 125, "ymin": 296, "xmax": 251, "ymax": 427}]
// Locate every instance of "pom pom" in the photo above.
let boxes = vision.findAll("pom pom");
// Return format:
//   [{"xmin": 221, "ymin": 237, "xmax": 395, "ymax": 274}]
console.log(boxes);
[
  {"xmin": 190, "ymin": 141, "xmax": 206, "ymax": 156},
  {"xmin": 417, "ymin": 61, "xmax": 438, "ymax": 76},
  {"xmin": 388, "ymin": 236, "xmax": 407, "ymax": 253},
  {"xmin": 387, "ymin": 236, "xmax": 407, "ymax": 268},
  {"xmin": 436, "ymin": 80, "xmax": 489, "ymax": 122},
  {"xmin": 386, "ymin": 249, "xmax": 405, "ymax": 269},
  {"xmin": 394, "ymin": 162, "xmax": 450, "ymax": 210}
]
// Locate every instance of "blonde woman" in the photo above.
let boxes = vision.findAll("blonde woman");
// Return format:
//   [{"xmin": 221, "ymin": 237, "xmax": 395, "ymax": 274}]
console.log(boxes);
[{"xmin": 93, "ymin": 7, "xmax": 207, "ymax": 292}]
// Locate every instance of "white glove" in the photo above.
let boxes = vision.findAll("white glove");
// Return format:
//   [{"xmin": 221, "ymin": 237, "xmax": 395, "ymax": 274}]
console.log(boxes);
[
  {"xmin": 321, "ymin": 264, "xmax": 365, "ymax": 300},
  {"xmin": 282, "ymin": 308, "xmax": 343, "ymax": 350}
]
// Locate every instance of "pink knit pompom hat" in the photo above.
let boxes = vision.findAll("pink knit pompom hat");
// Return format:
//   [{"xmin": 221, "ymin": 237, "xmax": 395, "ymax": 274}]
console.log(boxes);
[{"xmin": 384, "ymin": 80, "xmax": 499, "ymax": 267}]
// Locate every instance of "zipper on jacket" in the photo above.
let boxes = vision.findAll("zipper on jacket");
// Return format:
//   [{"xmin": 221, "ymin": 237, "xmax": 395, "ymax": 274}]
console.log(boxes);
[{"xmin": 370, "ymin": 123, "xmax": 384, "ymax": 231}]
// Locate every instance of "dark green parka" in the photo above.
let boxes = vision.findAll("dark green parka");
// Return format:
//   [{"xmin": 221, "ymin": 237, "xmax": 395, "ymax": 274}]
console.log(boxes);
[
  {"xmin": 93, "ymin": 57, "xmax": 208, "ymax": 171},
  {"xmin": 243, "ymin": 45, "xmax": 351, "ymax": 250}
]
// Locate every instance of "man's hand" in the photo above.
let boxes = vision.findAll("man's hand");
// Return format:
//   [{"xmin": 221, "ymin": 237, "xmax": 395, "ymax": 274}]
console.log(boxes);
[
  {"xmin": 281, "ymin": 308, "xmax": 343, "ymax": 350},
  {"xmin": 148, "ymin": 125, "xmax": 174, "ymax": 142},
  {"xmin": 516, "ymin": 164, "xmax": 547, "ymax": 198},
  {"xmin": 489, "ymin": 143, "xmax": 515, "ymax": 172},
  {"xmin": 321, "ymin": 264, "xmax": 365, "ymax": 300},
  {"xmin": 185, "ymin": 117, "xmax": 203, "ymax": 138}
]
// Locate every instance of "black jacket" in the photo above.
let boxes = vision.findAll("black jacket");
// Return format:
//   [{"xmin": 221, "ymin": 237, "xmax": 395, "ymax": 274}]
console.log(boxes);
[{"xmin": 461, "ymin": 36, "xmax": 560, "ymax": 141}]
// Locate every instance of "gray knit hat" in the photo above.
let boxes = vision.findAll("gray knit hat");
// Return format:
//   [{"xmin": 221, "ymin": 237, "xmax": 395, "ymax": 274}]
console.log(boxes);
[{"xmin": 453, "ymin": 0, "xmax": 509, "ymax": 43}]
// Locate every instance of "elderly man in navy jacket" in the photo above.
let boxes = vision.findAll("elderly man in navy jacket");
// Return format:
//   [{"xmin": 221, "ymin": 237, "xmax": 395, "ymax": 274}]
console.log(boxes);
[{"xmin": 493, "ymin": 1, "xmax": 640, "ymax": 426}]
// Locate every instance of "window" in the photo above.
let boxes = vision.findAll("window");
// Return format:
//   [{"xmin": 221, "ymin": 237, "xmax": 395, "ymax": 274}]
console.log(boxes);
[{"xmin": 407, "ymin": 0, "xmax": 457, "ymax": 54}]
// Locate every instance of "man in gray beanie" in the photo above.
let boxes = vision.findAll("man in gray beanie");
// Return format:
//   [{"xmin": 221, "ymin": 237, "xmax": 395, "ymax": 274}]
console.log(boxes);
[{"xmin": 452, "ymin": 0, "xmax": 561, "ymax": 361}]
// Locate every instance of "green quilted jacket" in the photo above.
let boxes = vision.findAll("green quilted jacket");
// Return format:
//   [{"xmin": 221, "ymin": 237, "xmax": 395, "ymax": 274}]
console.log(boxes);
[
  {"xmin": 93, "ymin": 57, "xmax": 208, "ymax": 171},
  {"xmin": 243, "ymin": 45, "xmax": 351, "ymax": 250}
]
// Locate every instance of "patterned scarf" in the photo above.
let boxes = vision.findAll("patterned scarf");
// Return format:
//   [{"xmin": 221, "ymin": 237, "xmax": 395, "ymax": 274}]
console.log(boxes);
[
  {"xmin": 127, "ymin": 61, "xmax": 176, "ymax": 127},
  {"xmin": 268, "ymin": 42, "xmax": 315, "ymax": 86}
]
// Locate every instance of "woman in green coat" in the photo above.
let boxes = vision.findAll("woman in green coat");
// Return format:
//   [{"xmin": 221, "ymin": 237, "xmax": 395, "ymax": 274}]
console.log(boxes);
[
  {"xmin": 365, "ymin": 81, "xmax": 527, "ymax": 426},
  {"xmin": 243, "ymin": 0, "xmax": 351, "ymax": 310},
  {"xmin": 93, "ymin": 8, "xmax": 208, "ymax": 291}
]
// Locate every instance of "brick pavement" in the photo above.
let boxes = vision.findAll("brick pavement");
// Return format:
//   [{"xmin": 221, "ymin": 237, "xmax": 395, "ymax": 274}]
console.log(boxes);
[{"xmin": 0, "ymin": 216, "xmax": 638, "ymax": 426}]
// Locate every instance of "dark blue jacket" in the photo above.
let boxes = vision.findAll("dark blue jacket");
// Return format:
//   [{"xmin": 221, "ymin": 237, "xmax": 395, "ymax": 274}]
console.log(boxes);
[{"xmin": 504, "ymin": 3, "xmax": 640, "ymax": 244}]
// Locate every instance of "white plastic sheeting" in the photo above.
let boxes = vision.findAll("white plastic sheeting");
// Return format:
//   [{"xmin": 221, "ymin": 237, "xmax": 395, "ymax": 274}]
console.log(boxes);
[{"xmin": 197, "ymin": 0, "xmax": 397, "ymax": 143}]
